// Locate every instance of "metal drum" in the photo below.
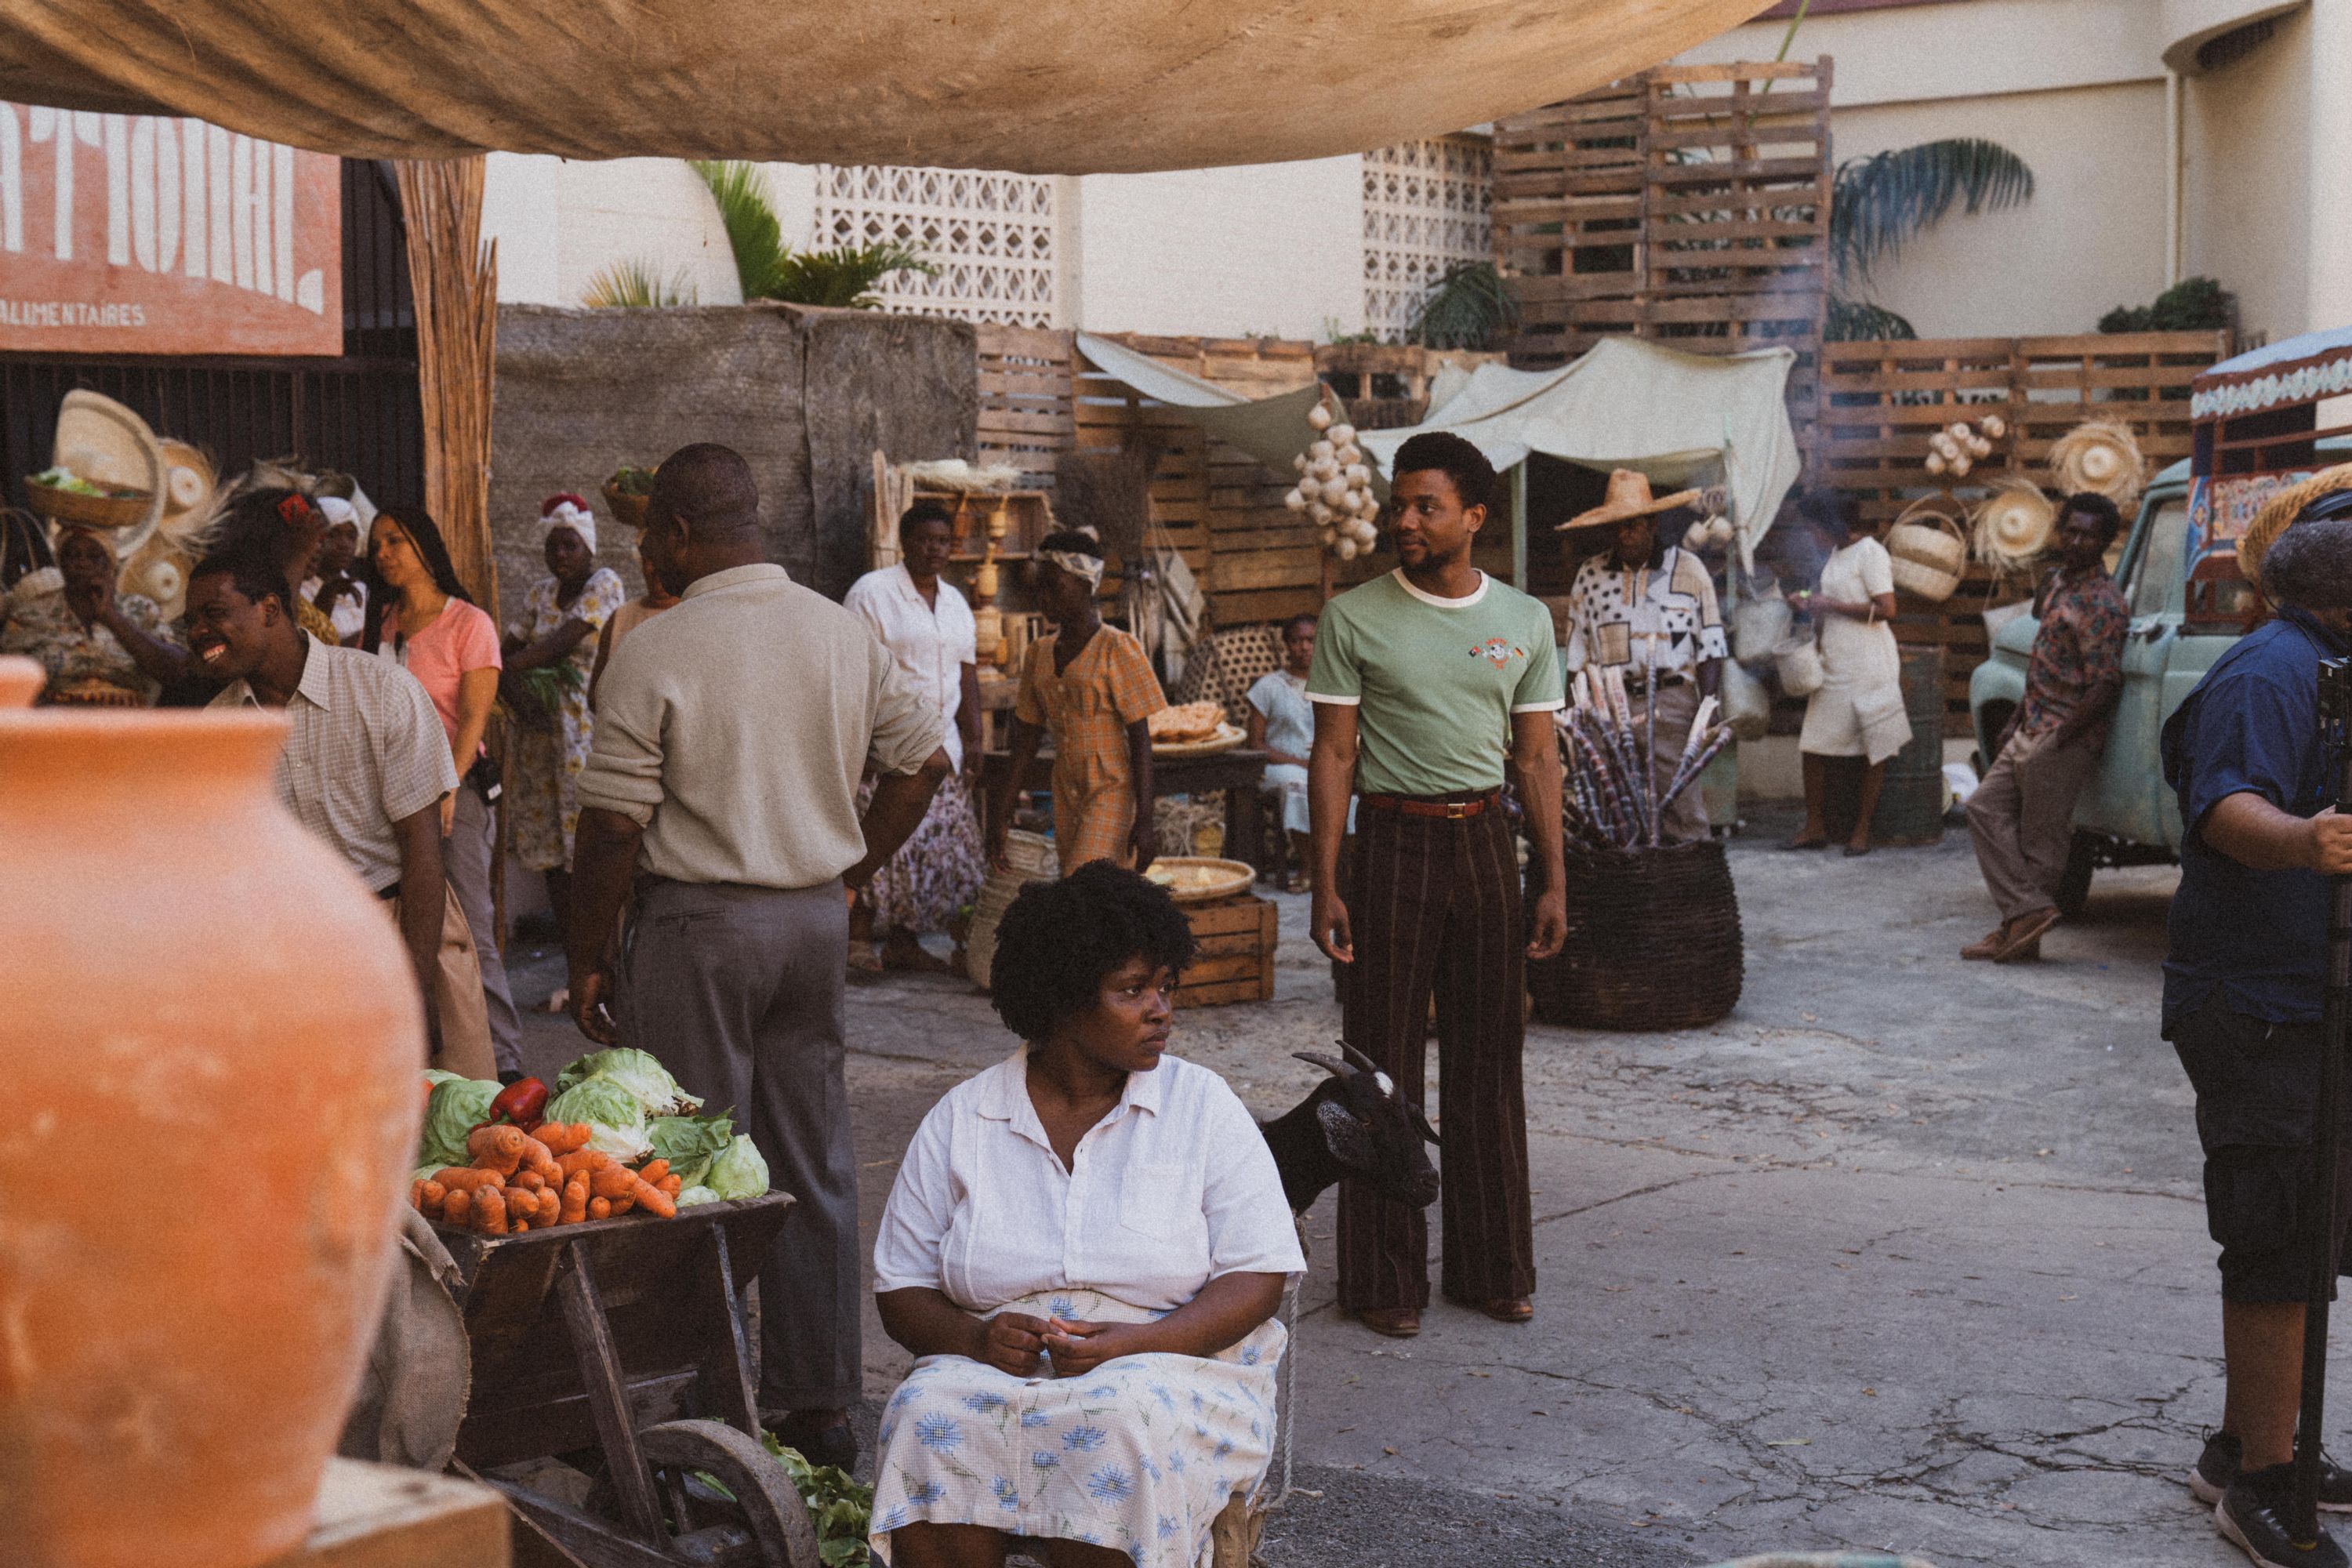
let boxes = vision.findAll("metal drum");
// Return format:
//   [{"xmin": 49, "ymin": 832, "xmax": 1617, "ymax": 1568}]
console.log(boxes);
[{"xmin": 1870, "ymin": 644, "xmax": 1947, "ymax": 847}]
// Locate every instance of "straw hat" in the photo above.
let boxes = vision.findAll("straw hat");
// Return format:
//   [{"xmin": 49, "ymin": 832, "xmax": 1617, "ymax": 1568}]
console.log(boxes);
[
  {"xmin": 1559, "ymin": 468, "xmax": 1701, "ymax": 531},
  {"xmin": 2049, "ymin": 419, "xmax": 2147, "ymax": 508},
  {"xmin": 2238, "ymin": 463, "xmax": 2352, "ymax": 592},
  {"xmin": 1972, "ymin": 477, "xmax": 2058, "ymax": 571}
]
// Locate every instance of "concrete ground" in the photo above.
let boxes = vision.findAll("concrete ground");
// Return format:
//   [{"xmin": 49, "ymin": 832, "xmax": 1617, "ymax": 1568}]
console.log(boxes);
[{"xmin": 504, "ymin": 808, "xmax": 2301, "ymax": 1568}]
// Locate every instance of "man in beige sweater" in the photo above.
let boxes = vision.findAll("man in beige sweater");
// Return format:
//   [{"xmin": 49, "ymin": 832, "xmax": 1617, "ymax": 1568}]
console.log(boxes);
[{"xmin": 568, "ymin": 444, "xmax": 949, "ymax": 1469}]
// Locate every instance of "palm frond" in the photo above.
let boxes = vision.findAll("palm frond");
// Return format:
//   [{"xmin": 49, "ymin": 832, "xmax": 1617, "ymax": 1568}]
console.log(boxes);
[
  {"xmin": 688, "ymin": 159, "xmax": 787, "ymax": 299},
  {"xmin": 1831, "ymin": 138, "xmax": 2034, "ymax": 284},
  {"xmin": 1825, "ymin": 294, "xmax": 1918, "ymax": 342},
  {"xmin": 581, "ymin": 258, "xmax": 698, "ymax": 309},
  {"xmin": 1409, "ymin": 261, "xmax": 1519, "ymax": 350},
  {"xmin": 768, "ymin": 241, "xmax": 936, "ymax": 309}
]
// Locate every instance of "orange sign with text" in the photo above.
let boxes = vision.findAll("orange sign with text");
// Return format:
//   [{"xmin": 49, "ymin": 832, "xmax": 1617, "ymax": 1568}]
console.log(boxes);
[{"xmin": 0, "ymin": 104, "xmax": 342, "ymax": 357}]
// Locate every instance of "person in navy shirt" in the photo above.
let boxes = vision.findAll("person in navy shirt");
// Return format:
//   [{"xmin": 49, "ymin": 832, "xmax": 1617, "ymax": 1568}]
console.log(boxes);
[{"xmin": 2165, "ymin": 489, "xmax": 2352, "ymax": 1568}]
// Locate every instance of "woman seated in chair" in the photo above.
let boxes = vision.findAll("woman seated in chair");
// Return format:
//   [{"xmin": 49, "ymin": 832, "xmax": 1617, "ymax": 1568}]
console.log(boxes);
[{"xmin": 869, "ymin": 862, "xmax": 1305, "ymax": 1568}]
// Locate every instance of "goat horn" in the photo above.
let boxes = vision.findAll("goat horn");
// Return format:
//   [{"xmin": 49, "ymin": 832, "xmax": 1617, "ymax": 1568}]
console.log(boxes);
[
  {"xmin": 1292, "ymin": 1051, "xmax": 1356, "ymax": 1080},
  {"xmin": 1337, "ymin": 1040, "xmax": 1381, "ymax": 1077}
]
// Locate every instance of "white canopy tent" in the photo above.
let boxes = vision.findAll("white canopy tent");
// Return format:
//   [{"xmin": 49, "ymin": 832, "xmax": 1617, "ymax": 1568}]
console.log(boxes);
[{"xmin": 1076, "ymin": 331, "xmax": 1805, "ymax": 586}]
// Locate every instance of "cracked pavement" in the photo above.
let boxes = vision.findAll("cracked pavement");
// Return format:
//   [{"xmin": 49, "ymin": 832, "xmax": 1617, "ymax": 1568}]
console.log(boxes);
[{"xmin": 510, "ymin": 812, "xmax": 2297, "ymax": 1566}]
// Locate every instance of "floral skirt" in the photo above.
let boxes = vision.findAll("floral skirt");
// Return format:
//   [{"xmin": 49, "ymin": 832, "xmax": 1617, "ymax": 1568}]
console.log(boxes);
[
  {"xmin": 870, "ymin": 1289, "xmax": 1284, "ymax": 1568},
  {"xmin": 857, "ymin": 768, "xmax": 986, "ymax": 937}
]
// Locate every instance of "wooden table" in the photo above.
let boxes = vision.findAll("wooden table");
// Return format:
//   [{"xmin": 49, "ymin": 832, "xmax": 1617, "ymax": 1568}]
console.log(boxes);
[
  {"xmin": 981, "ymin": 746, "xmax": 1272, "ymax": 870},
  {"xmin": 263, "ymin": 1459, "xmax": 509, "ymax": 1568}
]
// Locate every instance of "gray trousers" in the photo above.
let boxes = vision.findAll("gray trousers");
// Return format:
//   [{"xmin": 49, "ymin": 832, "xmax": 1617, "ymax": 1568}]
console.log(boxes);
[
  {"xmin": 1626, "ymin": 679, "xmax": 1709, "ymax": 843},
  {"xmin": 620, "ymin": 875, "xmax": 859, "ymax": 1410},
  {"xmin": 1965, "ymin": 724, "xmax": 2107, "ymax": 921},
  {"xmin": 445, "ymin": 784, "xmax": 523, "ymax": 1075}
]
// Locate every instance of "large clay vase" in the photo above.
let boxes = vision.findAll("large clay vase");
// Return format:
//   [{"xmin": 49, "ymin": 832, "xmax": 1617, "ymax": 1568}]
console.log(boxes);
[{"xmin": 0, "ymin": 655, "xmax": 426, "ymax": 1568}]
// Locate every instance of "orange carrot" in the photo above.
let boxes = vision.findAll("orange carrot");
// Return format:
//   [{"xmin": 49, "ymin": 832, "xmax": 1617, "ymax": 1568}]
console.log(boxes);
[
  {"xmin": 561, "ymin": 1173, "xmax": 590, "ymax": 1225},
  {"xmin": 433, "ymin": 1167, "xmax": 505, "ymax": 1192},
  {"xmin": 557, "ymin": 1149, "xmax": 612, "ymax": 1181},
  {"xmin": 410, "ymin": 1178, "xmax": 429, "ymax": 1210},
  {"xmin": 518, "ymin": 1138, "xmax": 562, "ymax": 1185},
  {"xmin": 535, "ymin": 1122, "xmax": 591, "ymax": 1155},
  {"xmin": 631, "ymin": 1178, "xmax": 677, "ymax": 1219},
  {"xmin": 512, "ymin": 1218, "xmax": 529, "ymax": 1233},
  {"xmin": 513, "ymin": 1169, "xmax": 546, "ymax": 1192},
  {"xmin": 590, "ymin": 1166, "xmax": 636, "ymax": 1200},
  {"xmin": 466, "ymin": 1123, "xmax": 532, "ymax": 1176},
  {"xmin": 474, "ymin": 1185, "xmax": 508, "ymax": 1236},
  {"xmin": 611, "ymin": 1195, "xmax": 634, "ymax": 1215},
  {"xmin": 637, "ymin": 1159, "xmax": 670, "ymax": 1186},
  {"xmin": 588, "ymin": 1196, "xmax": 612, "ymax": 1221},
  {"xmin": 657, "ymin": 1174, "xmax": 682, "ymax": 1197},
  {"xmin": 442, "ymin": 1188, "xmax": 471, "ymax": 1228},
  {"xmin": 417, "ymin": 1179, "xmax": 448, "ymax": 1213}
]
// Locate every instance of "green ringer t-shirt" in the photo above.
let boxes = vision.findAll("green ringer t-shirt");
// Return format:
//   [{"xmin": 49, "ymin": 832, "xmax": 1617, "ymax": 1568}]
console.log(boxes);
[{"xmin": 1306, "ymin": 568, "xmax": 1564, "ymax": 798}]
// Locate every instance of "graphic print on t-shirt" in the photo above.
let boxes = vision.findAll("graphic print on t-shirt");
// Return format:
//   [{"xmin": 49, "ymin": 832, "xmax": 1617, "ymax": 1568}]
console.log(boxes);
[{"xmin": 1472, "ymin": 637, "xmax": 1529, "ymax": 670}]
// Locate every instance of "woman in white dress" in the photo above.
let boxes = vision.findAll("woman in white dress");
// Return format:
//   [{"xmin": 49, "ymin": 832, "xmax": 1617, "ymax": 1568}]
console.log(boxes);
[
  {"xmin": 1242, "ymin": 615, "xmax": 1317, "ymax": 890},
  {"xmin": 1787, "ymin": 492, "xmax": 1904, "ymax": 856},
  {"xmin": 870, "ymin": 862, "xmax": 1305, "ymax": 1568}
]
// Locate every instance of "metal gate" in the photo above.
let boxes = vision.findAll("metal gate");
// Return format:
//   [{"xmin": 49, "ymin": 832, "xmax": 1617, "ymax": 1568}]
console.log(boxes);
[{"xmin": 1, "ymin": 158, "xmax": 423, "ymax": 549}]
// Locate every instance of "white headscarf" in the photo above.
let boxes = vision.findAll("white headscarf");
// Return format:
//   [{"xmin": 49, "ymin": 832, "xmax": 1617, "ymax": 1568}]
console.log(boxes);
[
  {"xmin": 539, "ymin": 495, "xmax": 597, "ymax": 554},
  {"xmin": 316, "ymin": 494, "xmax": 368, "ymax": 549}
]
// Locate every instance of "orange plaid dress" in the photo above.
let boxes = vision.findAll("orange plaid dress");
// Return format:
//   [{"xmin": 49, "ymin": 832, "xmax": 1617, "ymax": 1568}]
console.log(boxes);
[{"xmin": 1015, "ymin": 626, "xmax": 1166, "ymax": 875}]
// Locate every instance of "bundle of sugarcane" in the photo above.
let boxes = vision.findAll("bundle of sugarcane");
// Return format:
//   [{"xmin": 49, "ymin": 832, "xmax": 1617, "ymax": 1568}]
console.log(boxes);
[{"xmin": 1558, "ymin": 673, "xmax": 1731, "ymax": 851}]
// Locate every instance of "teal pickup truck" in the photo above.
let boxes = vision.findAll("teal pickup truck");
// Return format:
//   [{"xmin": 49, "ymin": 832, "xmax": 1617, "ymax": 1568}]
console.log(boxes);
[{"xmin": 1966, "ymin": 441, "xmax": 2349, "ymax": 914}]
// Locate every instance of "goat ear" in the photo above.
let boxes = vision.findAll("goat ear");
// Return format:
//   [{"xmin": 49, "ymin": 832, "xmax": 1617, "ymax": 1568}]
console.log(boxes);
[
  {"xmin": 1338, "ymin": 1040, "xmax": 1381, "ymax": 1077},
  {"xmin": 1293, "ymin": 1051, "xmax": 1355, "ymax": 1080}
]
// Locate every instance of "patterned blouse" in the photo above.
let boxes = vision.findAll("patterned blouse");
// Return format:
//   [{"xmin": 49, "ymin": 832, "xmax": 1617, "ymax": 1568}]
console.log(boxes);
[
  {"xmin": 0, "ymin": 590, "xmax": 177, "ymax": 704},
  {"xmin": 2019, "ymin": 564, "xmax": 2129, "ymax": 738},
  {"xmin": 1561, "ymin": 545, "xmax": 1727, "ymax": 676}
]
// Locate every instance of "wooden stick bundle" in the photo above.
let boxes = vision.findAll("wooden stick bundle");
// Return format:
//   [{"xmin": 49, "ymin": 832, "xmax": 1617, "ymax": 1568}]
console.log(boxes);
[{"xmin": 1559, "ymin": 670, "xmax": 1724, "ymax": 851}]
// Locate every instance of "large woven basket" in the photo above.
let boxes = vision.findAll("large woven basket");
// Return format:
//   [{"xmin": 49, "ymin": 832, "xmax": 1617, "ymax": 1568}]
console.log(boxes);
[
  {"xmin": 1529, "ymin": 840, "xmax": 1743, "ymax": 1030},
  {"xmin": 27, "ymin": 477, "xmax": 151, "ymax": 529},
  {"xmin": 963, "ymin": 829, "xmax": 1055, "ymax": 992},
  {"xmin": 601, "ymin": 478, "xmax": 651, "ymax": 531},
  {"xmin": 1885, "ymin": 498, "xmax": 1966, "ymax": 602}
]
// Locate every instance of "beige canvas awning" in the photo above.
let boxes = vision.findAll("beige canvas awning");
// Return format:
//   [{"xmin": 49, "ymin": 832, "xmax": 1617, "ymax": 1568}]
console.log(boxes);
[{"xmin": 0, "ymin": 1, "xmax": 1771, "ymax": 169}]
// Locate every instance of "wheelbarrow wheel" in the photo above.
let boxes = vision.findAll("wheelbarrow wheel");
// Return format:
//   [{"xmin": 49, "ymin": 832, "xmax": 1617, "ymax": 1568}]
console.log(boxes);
[{"xmin": 641, "ymin": 1418, "xmax": 822, "ymax": 1568}]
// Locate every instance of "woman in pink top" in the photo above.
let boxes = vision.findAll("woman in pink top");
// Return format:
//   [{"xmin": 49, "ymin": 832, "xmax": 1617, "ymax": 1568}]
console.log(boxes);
[{"xmin": 364, "ymin": 507, "xmax": 522, "ymax": 1078}]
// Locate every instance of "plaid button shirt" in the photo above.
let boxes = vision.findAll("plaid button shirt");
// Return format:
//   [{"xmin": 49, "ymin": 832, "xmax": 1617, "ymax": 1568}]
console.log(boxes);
[
  {"xmin": 2019, "ymin": 564, "xmax": 2129, "ymax": 738},
  {"xmin": 212, "ymin": 635, "xmax": 456, "ymax": 891}
]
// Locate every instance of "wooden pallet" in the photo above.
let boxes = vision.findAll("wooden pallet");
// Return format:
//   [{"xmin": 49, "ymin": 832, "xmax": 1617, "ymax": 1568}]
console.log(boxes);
[
  {"xmin": 1491, "ymin": 59, "xmax": 1832, "ymax": 466},
  {"xmin": 1177, "ymin": 895, "xmax": 1279, "ymax": 1008},
  {"xmin": 977, "ymin": 324, "xmax": 1077, "ymax": 489}
]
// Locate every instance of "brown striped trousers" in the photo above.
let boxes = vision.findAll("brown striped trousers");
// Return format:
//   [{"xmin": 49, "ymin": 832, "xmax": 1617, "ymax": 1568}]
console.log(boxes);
[{"xmin": 1336, "ymin": 802, "xmax": 1536, "ymax": 1311}]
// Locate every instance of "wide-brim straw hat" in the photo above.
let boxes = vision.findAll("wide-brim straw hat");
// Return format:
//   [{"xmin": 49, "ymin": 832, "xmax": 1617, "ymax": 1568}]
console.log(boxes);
[
  {"xmin": 2049, "ymin": 419, "xmax": 2147, "ymax": 507},
  {"xmin": 1559, "ymin": 467, "xmax": 1701, "ymax": 531},
  {"xmin": 1972, "ymin": 477, "xmax": 2057, "ymax": 570},
  {"xmin": 2239, "ymin": 463, "xmax": 2352, "ymax": 592}
]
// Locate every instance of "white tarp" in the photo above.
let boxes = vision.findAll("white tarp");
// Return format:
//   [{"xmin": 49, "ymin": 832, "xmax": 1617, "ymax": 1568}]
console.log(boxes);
[
  {"xmin": 1358, "ymin": 338, "xmax": 1804, "ymax": 568},
  {"xmin": 1081, "ymin": 331, "xmax": 1804, "ymax": 571}
]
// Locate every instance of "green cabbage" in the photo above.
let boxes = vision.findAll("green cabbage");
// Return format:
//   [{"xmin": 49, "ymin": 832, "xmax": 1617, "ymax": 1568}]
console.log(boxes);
[
  {"xmin": 649, "ymin": 1112, "xmax": 735, "ymax": 1188},
  {"xmin": 422, "ymin": 1069, "xmax": 468, "ymax": 1088},
  {"xmin": 555, "ymin": 1047, "xmax": 702, "ymax": 1116},
  {"xmin": 702, "ymin": 1134, "xmax": 771, "ymax": 1200},
  {"xmin": 673, "ymin": 1185, "xmax": 724, "ymax": 1208},
  {"xmin": 418, "ymin": 1076, "xmax": 500, "ymax": 1169},
  {"xmin": 543, "ymin": 1076, "xmax": 653, "ymax": 1161}
]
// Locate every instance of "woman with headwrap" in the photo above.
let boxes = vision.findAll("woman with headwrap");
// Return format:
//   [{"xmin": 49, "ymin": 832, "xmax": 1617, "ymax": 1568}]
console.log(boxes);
[
  {"xmin": 299, "ymin": 495, "xmax": 371, "ymax": 643},
  {"xmin": 0, "ymin": 523, "xmax": 187, "ymax": 705},
  {"xmin": 503, "ymin": 494, "xmax": 626, "ymax": 960},
  {"xmin": 987, "ymin": 529, "xmax": 1165, "ymax": 877}
]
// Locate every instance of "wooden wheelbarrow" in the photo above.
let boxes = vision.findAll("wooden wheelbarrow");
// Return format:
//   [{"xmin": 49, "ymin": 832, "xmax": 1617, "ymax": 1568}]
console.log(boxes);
[{"xmin": 430, "ymin": 1192, "xmax": 821, "ymax": 1568}]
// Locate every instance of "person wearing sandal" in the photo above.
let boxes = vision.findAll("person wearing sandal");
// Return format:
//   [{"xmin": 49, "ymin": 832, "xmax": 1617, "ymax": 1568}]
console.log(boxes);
[
  {"xmin": 1962, "ymin": 494, "xmax": 2127, "ymax": 963},
  {"xmin": 1306, "ymin": 432, "xmax": 1566, "ymax": 1339},
  {"xmin": 844, "ymin": 501, "xmax": 986, "ymax": 975},
  {"xmin": 1784, "ymin": 491, "xmax": 1904, "ymax": 858}
]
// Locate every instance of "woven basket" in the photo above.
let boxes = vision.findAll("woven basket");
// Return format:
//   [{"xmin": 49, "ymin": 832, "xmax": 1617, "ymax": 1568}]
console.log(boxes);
[
  {"xmin": 601, "ymin": 478, "xmax": 652, "ymax": 531},
  {"xmin": 1773, "ymin": 633, "xmax": 1824, "ymax": 696},
  {"xmin": 27, "ymin": 478, "xmax": 151, "ymax": 529},
  {"xmin": 1885, "ymin": 499, "xmax": 1966, "ymax": 602},
  {"xmin": 963, "ymin": 829, "xmax": 1055, "ymax": 992},
  {"xmin": 1529, "ymin": 840, "xmax": 1743, "ymax": 1030}
]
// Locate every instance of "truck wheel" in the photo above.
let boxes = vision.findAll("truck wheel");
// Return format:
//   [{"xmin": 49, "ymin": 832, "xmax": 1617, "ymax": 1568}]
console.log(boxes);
[{"xmin": 2056, "ymin": 832, "xmax": 2098, "ymax": 920}]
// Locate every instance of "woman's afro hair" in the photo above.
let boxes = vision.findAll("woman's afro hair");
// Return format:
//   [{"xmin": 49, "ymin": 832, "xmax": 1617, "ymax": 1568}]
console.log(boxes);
[{"xmin": 988, "ymin": 860, "xmax": 1197, "ymax": 1043}]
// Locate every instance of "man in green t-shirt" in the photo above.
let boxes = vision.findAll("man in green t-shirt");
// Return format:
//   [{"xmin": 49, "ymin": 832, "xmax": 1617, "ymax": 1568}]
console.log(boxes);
[{"xmin": 1306, "ymin": 430, "xmax": 1566, "ymax": 1340}]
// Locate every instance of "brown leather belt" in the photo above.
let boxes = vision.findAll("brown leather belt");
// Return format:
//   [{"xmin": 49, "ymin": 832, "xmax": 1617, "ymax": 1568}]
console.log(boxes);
[{"xmin": 1358, "ymin": 789, "xmax": 1500, "ymax": 819}]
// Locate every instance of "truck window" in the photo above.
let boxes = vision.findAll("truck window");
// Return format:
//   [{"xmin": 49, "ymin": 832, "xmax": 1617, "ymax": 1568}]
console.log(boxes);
[{"xmin": 2126, "ymin": 500, "xmax": 2188, "ymax": 619}]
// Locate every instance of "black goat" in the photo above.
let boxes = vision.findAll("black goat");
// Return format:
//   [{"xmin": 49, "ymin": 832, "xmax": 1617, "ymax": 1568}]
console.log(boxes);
[{"xmin": 1257, "ymin": 1040, "xmax": 1441, "ymax": 1214}]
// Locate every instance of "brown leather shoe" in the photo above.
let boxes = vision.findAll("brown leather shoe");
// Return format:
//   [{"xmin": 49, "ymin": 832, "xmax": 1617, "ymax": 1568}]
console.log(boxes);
[
  {"xmin": 1479, "ymin": 1296, "xmax": 1534, "ymax": 1323},
  {"xmin": 1355, "ymin": 1307, "xmax": 1421, "ymax": 1338},
  {"xmin": 1960, "ymin": 924, "xmax": 2012, "ymax": 960},
  {"xmin": 1993, "ymin": 906, "xmax": 2060, "ymax": 963}
]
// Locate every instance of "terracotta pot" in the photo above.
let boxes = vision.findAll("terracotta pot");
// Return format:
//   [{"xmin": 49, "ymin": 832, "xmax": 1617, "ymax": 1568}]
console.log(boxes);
[{"xmin": 0, "ymin": 655, "xmax": 426, "ymax": 1568}]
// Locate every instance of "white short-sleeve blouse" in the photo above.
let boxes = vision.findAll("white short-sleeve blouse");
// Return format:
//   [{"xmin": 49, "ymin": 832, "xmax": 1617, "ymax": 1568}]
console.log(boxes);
[{"xmin": 872, "ymin": 1048, "xmax": 1306, "ymax": 1313}]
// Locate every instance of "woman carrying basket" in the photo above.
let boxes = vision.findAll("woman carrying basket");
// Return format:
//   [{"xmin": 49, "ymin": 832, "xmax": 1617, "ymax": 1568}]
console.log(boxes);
[{"xmin": 1785, "ymin": 491, "xmax": 1904, "ymax": 857}]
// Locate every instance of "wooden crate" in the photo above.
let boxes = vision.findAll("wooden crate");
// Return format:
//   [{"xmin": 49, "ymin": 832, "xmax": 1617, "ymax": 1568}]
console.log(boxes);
[{"xmin": 1177, "ymin": 895, "xmax": 1279, "ymax": 1009}]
